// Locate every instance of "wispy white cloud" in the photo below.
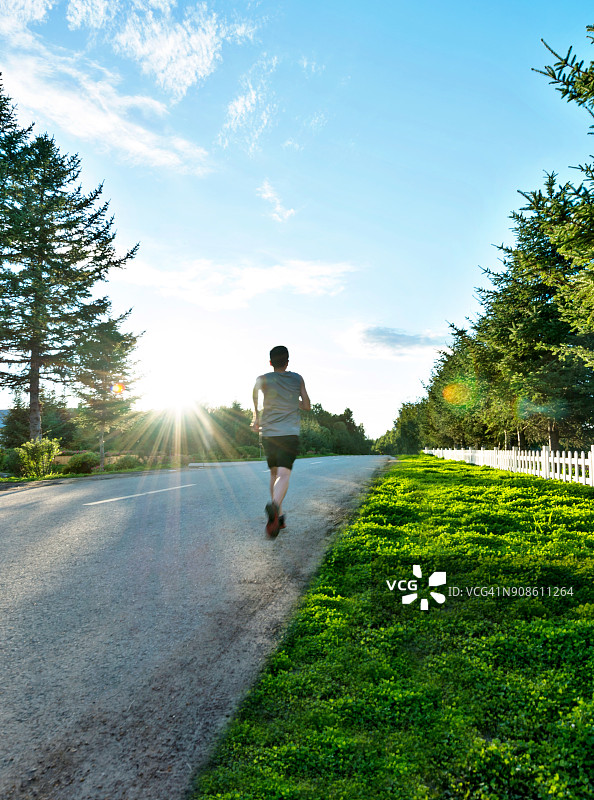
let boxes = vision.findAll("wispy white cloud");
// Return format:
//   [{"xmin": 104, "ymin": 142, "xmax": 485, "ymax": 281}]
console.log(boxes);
[
  {"xmin": 0, "ymin": 0, "xmax": 55, "ymax": 31},
  {"xmin": 66, "ymin": 0, "xmax": 117, "ymax": 30},
  {"xmin": 3, "ymin": 51, "xmax": 210, "ymax": 174},
  {"xmin": 0, "ymin": 1, "xmax": 298, "ymax": 170},
  {"xmin": 109, "ymin": 2, "xmax": 257, "ymax": 100},
  {"xmin": 111, "ymin": 257, "xmax": 355, "ymax": 310},
  {"xmin": 114, "ymin": 4, "xmax": 229, "ymax": 100},
  {"xmin": 362, "ymin": 326, "xmax": 446, "ymax": 351},
  {"xmin": 299, "ymin": 56, "xmax": 325, "ymax": 76},
  {"xmin": 256, "ymin": 179, "xmax": 295, "ymax": 223},
  {"xmin": 225, "ymin": 86, "xmax": 257, "ymax": 127},
  {"xmin": 341, "ymin": 324, "xmax": 446, "ymax": 360},
  {"xmin": 132, "ymin": 0, "xmax": 176, "ymax": 11},
  {"xmin": 0, "ymin": 1, "xmax": 266, "ymax": 174},
  {"xmin": 13, "ymin": 1, "xmax": 258, "ymax": 102},
  {"xmin": 282, "ymin": 138, "xmax": 303, "ymax": 151},
  {"xmin": 0, "ymin": 0, "xmax": 56, "ymax": 46},
  {"xmin": 218, "ymin": 55, "xmax": 278, "ymax": 153},
  {"xmin": 308, "ymin": 111, "xmax": 328, "ymax": 131},
  {"xmin": 280, "ymin": 110, "xmax": 327, "ymax": 152}
]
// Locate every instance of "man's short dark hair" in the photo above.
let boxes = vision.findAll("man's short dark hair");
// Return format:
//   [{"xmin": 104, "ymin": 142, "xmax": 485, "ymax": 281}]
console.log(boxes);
[{"xmin": 270, "ymin": 345, "xmax": 289, "ymax": 368}]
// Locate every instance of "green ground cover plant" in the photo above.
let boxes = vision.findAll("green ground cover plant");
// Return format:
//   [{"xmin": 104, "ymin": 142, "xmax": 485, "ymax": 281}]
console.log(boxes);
[{"xmin": 190, "ymin": 455, "xmax": 594, "ymax": 800}]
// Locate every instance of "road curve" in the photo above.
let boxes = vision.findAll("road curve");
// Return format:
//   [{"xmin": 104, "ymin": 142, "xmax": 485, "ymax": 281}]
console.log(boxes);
[{"xmin": 0, "ymin": 455, "xmax": 392, "ymax": 800}]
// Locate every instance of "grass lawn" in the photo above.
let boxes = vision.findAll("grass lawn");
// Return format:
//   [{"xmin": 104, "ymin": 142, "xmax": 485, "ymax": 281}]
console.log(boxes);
[{"xmin": 190, "ymin": 455, "xmax": 594, "ymax": 800}]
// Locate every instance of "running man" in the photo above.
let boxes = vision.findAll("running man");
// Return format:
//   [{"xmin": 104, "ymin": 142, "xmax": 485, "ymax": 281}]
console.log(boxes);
[{"xmin": 251, "ymin": 345, "xmax": 311, "ymax": 538}]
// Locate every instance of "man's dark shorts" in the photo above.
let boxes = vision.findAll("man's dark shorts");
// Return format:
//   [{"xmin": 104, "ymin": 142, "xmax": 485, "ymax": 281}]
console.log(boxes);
[{"xmin": 262, "ymin": 435, "xmax": 299, "ymax": 470}]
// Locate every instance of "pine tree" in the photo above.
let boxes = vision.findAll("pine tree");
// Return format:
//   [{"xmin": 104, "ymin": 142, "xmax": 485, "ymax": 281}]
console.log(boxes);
[
  {"xmin": 0, "ymin": 76, "xmax": 31, "ymax": 249},
  {"xmin": 40, "ymin": 390, "xmax": 78, "ymax": 448},
  {"xmin": 393, "ymin": 401, "xmax": 426, "ymax": 454},
  {"xmin": 473, "ymin": 201, "xmax": 594, "ymax": 450},
  {"xmin": 0, "ymin": 116, "xmax": 138, "ymax": 440},
  {"xmin": 423, "ymin": 332, "xmax": 491, "ymax": 448},
  {"xmin": 74, "ymin": 313, "xmax": 139, "ymax": 470},
  {"xmin": 0, "ymin": 389, "xmax": 79, "ymax": 449},
  {"xmin": 530, "ymin": 32, "xmax": 594, "ymax": 359},
  {"xmin": 0, "ymin": 392, "xmax": 30, "ymax": 448}
]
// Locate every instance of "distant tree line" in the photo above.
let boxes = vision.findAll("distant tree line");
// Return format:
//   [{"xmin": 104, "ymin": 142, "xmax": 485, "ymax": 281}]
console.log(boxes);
[
  {"xmin": 0, "ymin": 397, "xmax": 371, "ymax": 472},
  {"xmin": 375, "ymin": 28, "xmax": 594, "ymax": 455},
  {"xmin": 300, "ymin": 404, "xmax": 371, "ymax": 455}
]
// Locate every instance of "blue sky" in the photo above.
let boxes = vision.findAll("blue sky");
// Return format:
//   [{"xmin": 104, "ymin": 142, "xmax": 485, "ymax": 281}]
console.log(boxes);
[{"xmin": 1, "ymin": 0, "xmax": 594, "ymax": 437}]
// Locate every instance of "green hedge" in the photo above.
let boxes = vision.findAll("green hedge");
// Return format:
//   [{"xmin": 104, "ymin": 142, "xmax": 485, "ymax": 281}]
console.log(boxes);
[
  {"xmin": 105, "ymin": 454, "xmax": 141, "ymax": 471},
  {"xmin": 63, "ymin": 451, "xmax": 100, "ymax": 474}
]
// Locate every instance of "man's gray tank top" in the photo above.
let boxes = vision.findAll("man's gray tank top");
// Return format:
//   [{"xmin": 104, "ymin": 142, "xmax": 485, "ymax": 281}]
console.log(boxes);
[{"xmin": 261, "ymin": 371, "xmax": 302, "ymax": 436}]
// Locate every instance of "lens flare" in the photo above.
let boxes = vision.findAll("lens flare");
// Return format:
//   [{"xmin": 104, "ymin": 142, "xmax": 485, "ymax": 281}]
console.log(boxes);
[
  {"xmin": 516, "ymin": 397, "xmax": 538, "ymax": 420},
  {"xmin": 515, "ymin": 397, "xmax": 568, "ymax": 420},
  {"xmin": 442, "ymin": 382, "xmax": 472, "ymax": 407},
  {"xmin": 110, "ymin": 382, "xmax": 125, "ymax": 395}
]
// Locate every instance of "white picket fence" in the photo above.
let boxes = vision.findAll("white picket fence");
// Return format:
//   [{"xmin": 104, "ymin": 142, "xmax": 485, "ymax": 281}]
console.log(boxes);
[{"xmin": 423, "ymin": 445, "xmax": 594, "ymax": 487}]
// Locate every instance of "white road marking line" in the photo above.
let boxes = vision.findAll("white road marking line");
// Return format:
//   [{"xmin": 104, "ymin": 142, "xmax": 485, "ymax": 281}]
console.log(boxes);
[{"xmin": 83, "ymin": 484, "xmax": 196, "ymax": 506}]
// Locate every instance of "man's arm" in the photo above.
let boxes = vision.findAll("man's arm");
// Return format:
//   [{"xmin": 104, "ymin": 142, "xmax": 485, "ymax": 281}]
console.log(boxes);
[
  {"xmin": 299, "ymin": 377, "xmax": 311, "ymax": 411},
  {"xmin": 251, "ymin": 376, "xmax": 263, "ymax": 431}
]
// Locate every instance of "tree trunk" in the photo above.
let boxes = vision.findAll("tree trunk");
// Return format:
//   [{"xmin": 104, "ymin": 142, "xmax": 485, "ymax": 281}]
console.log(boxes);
[
  {"xmin": 99, "ymin": 427, "xmax": 105, "ymax": 471},
  {"xmin": 504, "ymin": 429, "xmax": 509, "ymax": 450},
  {"xmin": 29, "ymin": 351, "xmax": 42, "ymax": 441},
  {"xmin": 548, "ymin": 420, "xmax": 560, "ymax": 452},
  {"xmin": 517, "ymin": 428, "xmax": 526, "ymax": 449}
]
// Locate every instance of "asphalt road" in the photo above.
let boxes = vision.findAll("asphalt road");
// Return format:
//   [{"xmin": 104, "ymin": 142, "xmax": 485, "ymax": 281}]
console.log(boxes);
[{"xmin": 0, "ymin": 455, "xmax": 391, "ymax": 800}]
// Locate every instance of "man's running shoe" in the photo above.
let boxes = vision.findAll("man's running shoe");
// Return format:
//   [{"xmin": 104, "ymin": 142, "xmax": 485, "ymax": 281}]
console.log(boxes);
[
  {"xmin": 265, "ymin": 502, "xmax": 280, "ymax": 538},
  {"xmin": 279, "ymin": 515, "xmax": 286, "ymax": 530}
]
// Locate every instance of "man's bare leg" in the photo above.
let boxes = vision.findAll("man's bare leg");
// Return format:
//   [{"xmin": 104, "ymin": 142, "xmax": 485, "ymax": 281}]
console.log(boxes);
[
  {"xmin": 272, "ymin": 466, "xmax": 291, "ymax": 514},
  {"xmin": 269, "ymin": 466, "xmax": 278, "ymax": 505}
]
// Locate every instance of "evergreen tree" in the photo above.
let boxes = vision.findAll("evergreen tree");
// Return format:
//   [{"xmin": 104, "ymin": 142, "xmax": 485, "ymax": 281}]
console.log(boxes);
[
  {"xmin": 473, "ymin": 199, "xmax": 594, "ymax": 450},
  {"xmin": 530, "ymin": 31, "xmax": 594, "ymax": 362},
  {"xmin": 39, "ymin": 390, "xmax": 78, "ymax": 448},
  {"xmin": 406, "ymin": 30, "xmax": 594, "ymax": 452},
  {"xmin": 518, "ymin": 173, "xmax": 594, "ymax": 370},
  {"xmin": 374, "ymin": 400, "xmax": 429, "ymax": 455},
  {"xmin": 0, "ymin": 392, "xmax": 29, "ymax": 448},
  {"xmin": 393, "ymin": 401, "xmax": 425, "ymax": 454},
  {"xmin": 299, "ymin": 415, "xmax": 333, "ymax": 453},
  {"xmin": 74, "ymin": 313, "xmax": 139, "ymax": 470},
  {"xmin": 0, "ymin": 389, "xmax": 77, "ymax": 448},
  {"xmin": 372, "ymin": 428, "xmax": 399, "ymax": 455},
  {"xmin": 308, "ymin": 403, "xmax": 371, "ymax": 454},
  {"xmin": 423, "ymin": 331, "xmax": 491, "ymax": 448},
  {"xmin": 0, "ymin": 76, "xmax": 31, "ymax": 253},
  {"xmin": 0, "ymin": 122, "xmax": 138, "ymax": 441}
]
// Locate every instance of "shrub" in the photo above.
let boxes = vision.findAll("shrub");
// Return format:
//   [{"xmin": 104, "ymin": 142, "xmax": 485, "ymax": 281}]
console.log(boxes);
[
  {"xmin": 237, "ymin": 445, "xmax": 260, "ymax": 459},
  {"xmin": 15, "ymin": 438, "xmax": 61, "ymax": 479},
  {"xmin": 64, "ymin": 451, "xmax": 100, "ymax": 474},
  {"xmin": 0, "ymin": 448, "xmax": 21, "ymax": 475},
  {"xmin": 111, "ymin": 454, "xmax": 141, "ymax": 470}
]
